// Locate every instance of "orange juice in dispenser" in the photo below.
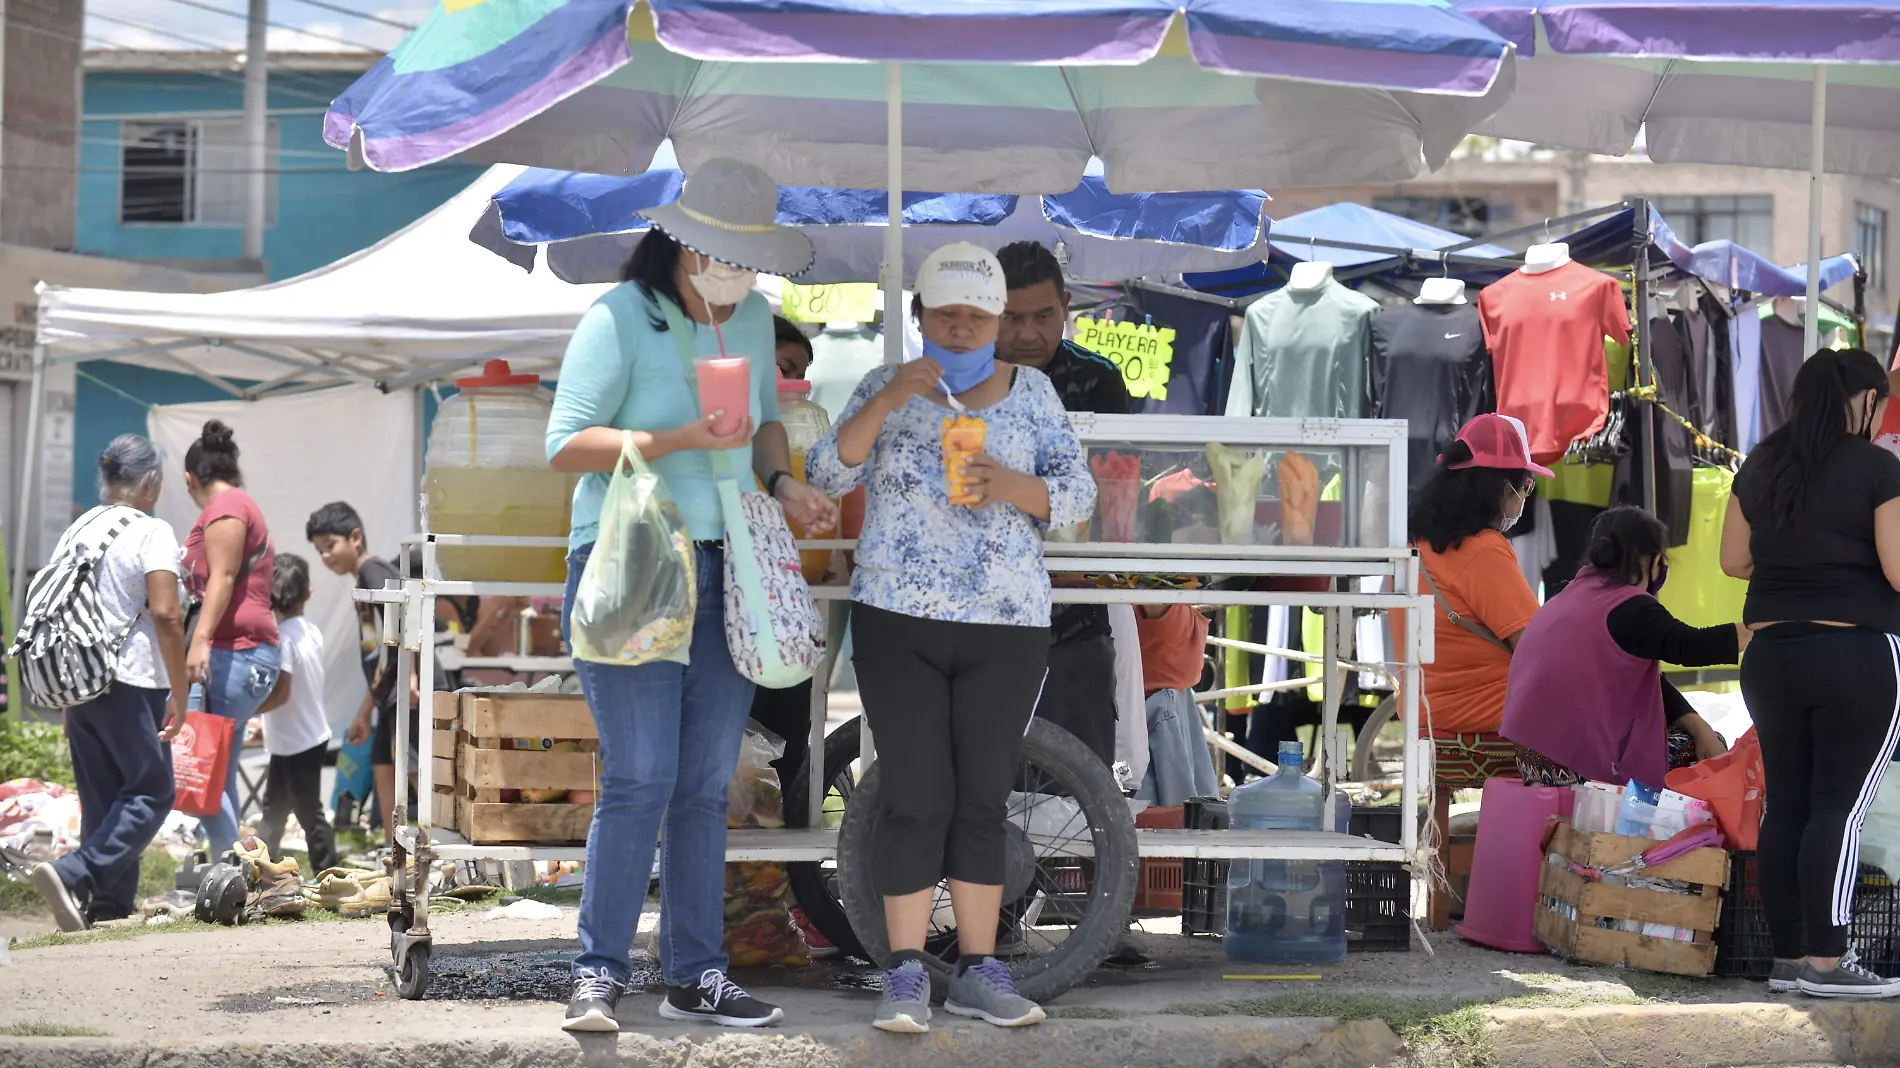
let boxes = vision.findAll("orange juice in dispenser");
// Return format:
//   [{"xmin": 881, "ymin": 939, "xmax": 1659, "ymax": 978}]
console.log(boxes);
[{"xmin": 424, "ymin": 360, "xmax": 577, "ymax": 582}]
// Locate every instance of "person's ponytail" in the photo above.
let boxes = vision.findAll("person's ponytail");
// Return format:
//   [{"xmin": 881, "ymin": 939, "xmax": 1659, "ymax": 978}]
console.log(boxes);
[{"xmin": 1754, "ymin": 348, "xmax": 1886, "ymax": 528}]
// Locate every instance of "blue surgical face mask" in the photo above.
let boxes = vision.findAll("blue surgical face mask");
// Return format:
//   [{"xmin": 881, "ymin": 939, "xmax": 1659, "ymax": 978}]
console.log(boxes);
[
  {"xmin": 1647, "ymin": 562, "xmax": 1669, "ymax": 596},
  {"xmin": 922, "ymin": 336, "xmax": 997, "ymax": 395}
]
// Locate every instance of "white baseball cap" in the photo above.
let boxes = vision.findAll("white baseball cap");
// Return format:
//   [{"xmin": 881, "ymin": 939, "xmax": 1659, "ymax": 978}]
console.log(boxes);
[{"xmin": 916, "ymin": 242, "xmax": 1006, "ymax": 316}]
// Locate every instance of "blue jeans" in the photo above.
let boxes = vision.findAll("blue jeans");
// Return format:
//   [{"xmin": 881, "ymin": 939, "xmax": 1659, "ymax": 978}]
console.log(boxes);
[
  {"xmin": 565, "ymin": 543, "xmax": 754, "ymax": 986},
  {"xmin": 1137, "ymin": 687, "xmax": 1219, "ymax": 807},
  {"xmin": 193, "ymin": 643, "xmax": 281, "ymax": 857},
  {"xmin": 54, "ymin": 683, "xmax": 175, "ymax": 919}
]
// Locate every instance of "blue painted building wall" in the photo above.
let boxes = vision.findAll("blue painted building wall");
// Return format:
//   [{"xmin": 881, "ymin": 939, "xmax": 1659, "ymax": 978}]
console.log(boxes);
[{"xmin": 72, "ymin": 64, "xmax": 479, "ymax": 510}]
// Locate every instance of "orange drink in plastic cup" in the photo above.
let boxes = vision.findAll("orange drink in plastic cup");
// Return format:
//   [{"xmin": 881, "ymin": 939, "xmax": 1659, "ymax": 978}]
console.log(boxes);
[{"xmin": 942, "ymin": 414, "xmax": 987, "ymax": 506}]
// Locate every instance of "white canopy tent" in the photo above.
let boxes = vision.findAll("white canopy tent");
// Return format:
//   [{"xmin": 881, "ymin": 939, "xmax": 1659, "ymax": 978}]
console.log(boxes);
[{"xmin": 14, "ymin": 164, "xmax": 612, "ymax": 652}]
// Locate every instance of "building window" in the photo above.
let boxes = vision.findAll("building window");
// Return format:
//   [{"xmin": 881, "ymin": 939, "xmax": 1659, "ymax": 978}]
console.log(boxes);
[
  {"xmin": 119, "ymin": 119, "xmax": 278, "ymax": 226},
  {"xmin": 1370, "ymin": 195, "xmax": 1493, "ymax": 237},
  {"xmin": 1856, "ymin": 202, "xmax": 1886, "ymax": 294},
  {"xmin": 1650, "ymin": 195, "xmax": 1774, "ymax": 252}
]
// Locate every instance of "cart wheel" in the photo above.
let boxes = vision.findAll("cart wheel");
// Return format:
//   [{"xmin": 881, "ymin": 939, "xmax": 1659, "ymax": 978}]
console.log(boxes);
[
  {"xmin": 394, "ymin": 940, "xmax": 431, "ymax": 1000},
  {"xmin": 783, "ymin": 718, "xmax": 868, "ymax": 959},
  {"xmin": 837, "ymin": 718, "xmax": 1137, "ymax": 1003},
  {"xmin": 1350, "ymin": 695, "xmax": 1400, "ymax": 784}
]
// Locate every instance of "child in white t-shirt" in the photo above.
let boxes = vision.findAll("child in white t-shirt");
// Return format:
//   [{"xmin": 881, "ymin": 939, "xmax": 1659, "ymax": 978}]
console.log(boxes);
[{"xmin": 255, "ymin": 553, "xmax": 338, "ymax": 873}]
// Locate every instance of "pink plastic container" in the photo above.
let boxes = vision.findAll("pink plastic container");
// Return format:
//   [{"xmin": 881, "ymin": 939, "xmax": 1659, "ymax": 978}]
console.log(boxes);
[
  {"xmin": 695, "ymin": 357, "xmax": 752, "ymax": 437},
  {"xmin": 1456, "ymin": 777, "xmax": 1576, "ymax": 953}
]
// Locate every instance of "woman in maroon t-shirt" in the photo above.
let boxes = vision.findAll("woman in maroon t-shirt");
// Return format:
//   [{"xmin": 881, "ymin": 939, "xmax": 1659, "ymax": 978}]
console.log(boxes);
[{"xmin": 179, "ymin": 419, "xmax": 280, "ymax": 857}]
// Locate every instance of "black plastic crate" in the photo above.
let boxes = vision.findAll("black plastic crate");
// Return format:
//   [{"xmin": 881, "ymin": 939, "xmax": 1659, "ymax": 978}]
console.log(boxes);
[
  {"xmin": 1181, "ymin": 797, "xmax": 1229, "ymax": 936},
  {"xmin": 1715, "ymin": 851, "xmax": 1900, "ymax": 979},
  {"xmin": 1345, "ymin": 860, "xmax": 1411, "ymax": 952},
  {"xmin": 1178, "ymin": 800, "xmax": 1413, "ymax": 949}
]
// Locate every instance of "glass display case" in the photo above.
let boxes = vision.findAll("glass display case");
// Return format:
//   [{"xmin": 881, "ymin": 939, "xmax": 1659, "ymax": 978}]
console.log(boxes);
[{"xmin": 1056, "ymin": 415, "xmax": 1405, "ymax": 552}]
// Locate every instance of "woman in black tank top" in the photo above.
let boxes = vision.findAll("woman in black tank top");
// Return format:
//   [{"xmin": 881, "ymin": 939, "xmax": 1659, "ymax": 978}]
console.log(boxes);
[{"xmin": 1725, "ymin": 348, "xmax": 1900, "ymax": 998}]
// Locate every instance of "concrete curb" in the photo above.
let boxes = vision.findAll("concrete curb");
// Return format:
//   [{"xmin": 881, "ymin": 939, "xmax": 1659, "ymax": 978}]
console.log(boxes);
[
  {"xmin": 0, "ymin": 1017, "xmax": 1404, "ymax": 1068},
  {"xmin": 1487, "ymin": 999, "xmax": 1900, "ymax": 1068}
]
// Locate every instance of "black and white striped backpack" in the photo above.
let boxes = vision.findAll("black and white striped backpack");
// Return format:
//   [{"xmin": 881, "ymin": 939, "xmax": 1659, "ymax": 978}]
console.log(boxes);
[{"xmin": 6, "ymin": 505, "xmax": 141, "ymax": 709}]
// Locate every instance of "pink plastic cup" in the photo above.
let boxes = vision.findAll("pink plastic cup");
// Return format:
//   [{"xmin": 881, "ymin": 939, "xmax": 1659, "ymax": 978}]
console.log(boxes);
[{"xmin": 696, "ymin": 357, "xmax": 751, "ymax": 437}]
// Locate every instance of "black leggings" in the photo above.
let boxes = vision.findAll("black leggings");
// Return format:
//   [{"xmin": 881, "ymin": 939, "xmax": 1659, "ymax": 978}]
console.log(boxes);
[
  {"xmin": 1742, "ymin": 623, "xmax": 1900, "ymax": 959},
  {"xmin": 851, "ymin": 604, "xmax": 1051, "ymax": 897}
]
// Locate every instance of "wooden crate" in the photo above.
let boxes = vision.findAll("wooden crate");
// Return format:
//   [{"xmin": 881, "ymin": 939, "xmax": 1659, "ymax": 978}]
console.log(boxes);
[
  {"xmin": 423, "ymin": 692, "xmax": 457, "ymax": 830},
  {"xmin": 1534, "ymin": 820, "xmax": 1730, "ymax": 978},
  {"xmin": 454, "ymin": 692, "xmax": 598, "ymax": 844}
]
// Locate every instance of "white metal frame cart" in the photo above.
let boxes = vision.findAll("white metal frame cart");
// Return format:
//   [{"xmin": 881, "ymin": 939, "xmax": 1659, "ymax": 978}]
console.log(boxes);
[{"xmin": 358, "ymin": 413, "xmax": 1432, "ymax": 998}]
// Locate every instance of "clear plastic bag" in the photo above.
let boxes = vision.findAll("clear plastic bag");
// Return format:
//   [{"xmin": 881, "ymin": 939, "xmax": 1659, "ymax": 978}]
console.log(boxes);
[
  {"xmin": 728, "ymin": 725, "xmax": 787, "ymax": 830},
  {"xmin": 569, "ymin": 433, "xmax": 696, "ymax": 666}
]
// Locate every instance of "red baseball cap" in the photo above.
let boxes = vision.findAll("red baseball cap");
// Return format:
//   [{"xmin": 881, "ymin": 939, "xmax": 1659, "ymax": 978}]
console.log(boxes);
[{"xmin": 1441, "ymin": 413, "xmax": 1553, "ymax": 478}]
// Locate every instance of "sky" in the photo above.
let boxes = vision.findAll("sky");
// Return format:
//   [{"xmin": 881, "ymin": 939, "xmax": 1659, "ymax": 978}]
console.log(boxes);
[{"xmin": 85, "ymin": 0, "xmax": 436, "ymax": 54}]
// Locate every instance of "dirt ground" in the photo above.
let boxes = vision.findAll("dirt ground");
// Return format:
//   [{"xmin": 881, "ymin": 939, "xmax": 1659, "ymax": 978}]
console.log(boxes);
[{"xmin": 0, "ymin": 898, "xmax": 1785, "ymax": 1046}]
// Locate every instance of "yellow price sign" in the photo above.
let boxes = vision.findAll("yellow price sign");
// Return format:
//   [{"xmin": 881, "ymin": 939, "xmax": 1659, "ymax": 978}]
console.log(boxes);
[
  {"xmin": 1073, "ymin": 316, "xmax": 1176, "ymax": 400},
  {"xmin": 781, "ymin": 283, "xmax": 881, "ymax": 324}
]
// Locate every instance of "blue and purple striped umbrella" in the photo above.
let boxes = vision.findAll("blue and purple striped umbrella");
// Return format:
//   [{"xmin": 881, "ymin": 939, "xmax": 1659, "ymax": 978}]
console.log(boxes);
[
  {"xmin": 327, "ymin": 0, "xmax": 1519, "ymax": 193},
  {"xmin": 1456, "ymin": 1, "xmax": 1900, "ymax": 176}
]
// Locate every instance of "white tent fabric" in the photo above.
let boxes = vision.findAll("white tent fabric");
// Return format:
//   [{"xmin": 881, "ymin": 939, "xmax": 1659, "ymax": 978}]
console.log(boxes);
[
  {"xmin": 149, "ymin": 387, "xmax": 417, "ymax": 742},
  {"xmin": 37, "ymin": 166, "xmax": 612, "ymax": 386}
]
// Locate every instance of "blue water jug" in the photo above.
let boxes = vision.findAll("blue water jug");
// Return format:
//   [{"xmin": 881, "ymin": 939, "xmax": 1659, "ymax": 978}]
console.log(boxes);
[{"xmin": 1225, "ymin": 741, "xmax": 1348, "ymax": 964}]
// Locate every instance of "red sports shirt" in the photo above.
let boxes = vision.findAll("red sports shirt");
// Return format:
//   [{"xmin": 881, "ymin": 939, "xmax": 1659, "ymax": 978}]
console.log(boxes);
[{"xmin": 1478, "ymin": 261, "xmax": 1631, "ymax": 467}]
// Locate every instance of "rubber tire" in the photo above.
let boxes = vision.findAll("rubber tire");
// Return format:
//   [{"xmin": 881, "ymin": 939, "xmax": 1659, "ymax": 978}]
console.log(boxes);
[
  {"xmin": 836, "ymin": 718, "xmax": 1138, "ymax": 1003},
  {"xmin": 395, "ymin": 940, "xmax": 431, "ymax": 1000},
  {"xmin": 782, "ymin": 719, "xmax": 869, "ymax": 959},
  {"xmin": 1350, "ymin": 695, "xmax": 1398, "ymax": 784}
]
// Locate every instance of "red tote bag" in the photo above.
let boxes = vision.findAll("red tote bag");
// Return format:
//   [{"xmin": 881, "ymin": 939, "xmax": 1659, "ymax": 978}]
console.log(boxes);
[
  {"xmin": 1665, "ymin": 727, "xmax": 1765, "ymax": 851},
  {"xmin": 170, "ymin": 709, "xmax": 232, "ymax": 818}
]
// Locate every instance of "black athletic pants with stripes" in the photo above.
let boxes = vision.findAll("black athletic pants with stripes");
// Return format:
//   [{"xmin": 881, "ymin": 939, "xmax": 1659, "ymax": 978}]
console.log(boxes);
[
  {"xmin": 851, "ymin": 603, "xmax": 1052, "ymax": 897},
  {"xmin": 1742, "ymin": 623, "xmax": 1900, "ymax": 960}
]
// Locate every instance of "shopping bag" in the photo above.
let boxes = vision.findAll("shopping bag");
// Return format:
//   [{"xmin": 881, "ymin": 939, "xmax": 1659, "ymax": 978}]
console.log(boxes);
[
  {"xmin": 569, "ymin": 432, "xmax": 696, "ymax": 666},
  {"xmin": 717, "ymin": 478, "xmax": 825, "ymax": 689},
  {"xmin": 654, "ymin": 294, "xmax": 823, "ymax": 689},
  {"xmin": 170, "ymin": 709, "xmax": 232, "ymax": 818},
  {"xmin": 1664, "ymin": 726, "xmax": 1764, "ymax": 851}
]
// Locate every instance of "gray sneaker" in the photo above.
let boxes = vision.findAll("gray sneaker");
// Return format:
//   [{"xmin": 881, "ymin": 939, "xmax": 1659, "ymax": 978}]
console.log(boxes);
[
  {"xmin": 1797, "ymin": 951, "xmax": 1900, "ymax": 998},
  {"xmin": 944, "ymin": 957, "xmax": 1045, "ymax": 1028},
  {"xmin": 31, "ymin": 863, "xmax": 86, "ymax": 933},
  {"xmin": 1768, "ymin": 960, "xmax": 1802, "ymax": 993},
  {"xmin": 873, "ymin": 959, "xmax": 932, "ymax": 1034}
]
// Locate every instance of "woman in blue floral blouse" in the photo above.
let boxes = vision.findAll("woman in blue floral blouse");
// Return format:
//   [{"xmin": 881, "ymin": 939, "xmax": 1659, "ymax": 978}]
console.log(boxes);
[{"xmin": 807, "ymin": 243, "xmax": 1095, "ymax": 1034}]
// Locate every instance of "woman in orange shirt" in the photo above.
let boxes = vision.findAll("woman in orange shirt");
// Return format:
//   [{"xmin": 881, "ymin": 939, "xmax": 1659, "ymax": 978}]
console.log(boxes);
[{"xmin": 1409, "ymin": 413, "xmax": 1546, "ymax": 789}]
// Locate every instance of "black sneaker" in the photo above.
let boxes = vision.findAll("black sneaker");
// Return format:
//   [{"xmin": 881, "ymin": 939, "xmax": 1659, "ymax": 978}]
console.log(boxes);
[
  {"xmin": 562, "ymin": 972, "xmax": 624, "ymax": 1032},
  {"xmin": 658, "ymin": 969, "xmax": 785, "ymax": 1028}
]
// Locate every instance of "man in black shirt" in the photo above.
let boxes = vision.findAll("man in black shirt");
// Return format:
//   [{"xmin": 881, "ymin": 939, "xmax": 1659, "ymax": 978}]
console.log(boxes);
[
  {"xmin": 997, "ymin": 242, "xmax": 1131, "ymax": 416},
  {"xmin": 996, "ymin": 242, "xmax": 1131, "ymax": 771}
]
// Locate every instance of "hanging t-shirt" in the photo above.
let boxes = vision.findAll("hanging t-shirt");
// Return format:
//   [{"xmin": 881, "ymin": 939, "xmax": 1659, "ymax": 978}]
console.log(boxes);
[
  {"xmin": 1731, "ymin": 311, "xmax": 1764, "ymax": 453},
  {"xmin": 1110, "ymin": 288, "xmax": 1235, "ymax": 415},
  {"xmin": 1368, "ymin": 302, "xmax": 1492, "ymax": 493},
  {"xmin": 1757, "ymin": 312, "xmax": 1807, "ymax": 439},
  {"xmin": 1645, "ymin": 316, "xmax": 1698, "ymax": 546},
  {"xmin": 1477, "ymin": 261, "xmax": 1632, "ymax": 466},
  {"xmin": 1227, "ymin": 278, "xmax": 1377, "ymax": 419}
]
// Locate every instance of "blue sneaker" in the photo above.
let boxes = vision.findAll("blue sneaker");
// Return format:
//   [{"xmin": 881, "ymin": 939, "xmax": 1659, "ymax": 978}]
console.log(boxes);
[
  {"xmin": 874, "ymin": 959, "xmax": 932, "ymax": 1034},
  {"xmin": 944, "ymin": 957, "xmax": 1045, "ymax": 1028}
]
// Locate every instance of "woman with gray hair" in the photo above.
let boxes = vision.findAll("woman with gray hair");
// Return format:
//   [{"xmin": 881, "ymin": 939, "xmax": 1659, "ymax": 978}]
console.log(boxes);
[{"xmin": 29, "ymin": 433, "xmax": 189, "ymax": 932}]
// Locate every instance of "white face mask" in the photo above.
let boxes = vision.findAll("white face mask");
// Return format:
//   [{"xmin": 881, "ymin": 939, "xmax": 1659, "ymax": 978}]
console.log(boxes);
[
  {"xmin": 687, "ymin": 256, "xmax": 757, "ymax": 308},
  {"xmin": 1497, "ymin": 483, "xmax": 1529, "ymax": 534}
]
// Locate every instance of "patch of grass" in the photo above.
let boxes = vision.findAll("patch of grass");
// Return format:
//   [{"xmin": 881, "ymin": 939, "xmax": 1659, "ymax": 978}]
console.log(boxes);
[
  {"xmin": 1617, "ymin": 969, "xmax": 1716, "ymax": 1003},
  {"xmin": 13, "ymin": 900, "xmax": 360, "ymax": 950},
  {"xmin": 0, "ymin": 716, "xmax": 73, "ymax": 786},
  {"xmin": 2, "ymin": 848, "xmax": 177, "ymax": 920},
  {"xmin": 0, "ymin": 1021, "xmax": 109, "ymax": 1038},
  {"xmin": 1045, "ymin": 1005, "xmax": 1125, "ymax": 1020},
  {"xmin": 518, "ymin": 885, "xmax": 583, "ymax": 907},
  {"xmin": 1165, "ymin": 987, "xmax": 1645, "ymax": 1068}
]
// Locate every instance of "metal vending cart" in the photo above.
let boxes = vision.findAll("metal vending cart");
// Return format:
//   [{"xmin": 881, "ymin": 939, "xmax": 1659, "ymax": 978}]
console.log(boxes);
[{"xmin": 359, "ymin": 413, "xmax": 1431, "ymax": 999}]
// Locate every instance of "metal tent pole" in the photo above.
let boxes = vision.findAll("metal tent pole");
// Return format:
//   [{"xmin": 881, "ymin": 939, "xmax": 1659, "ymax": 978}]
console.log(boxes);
[
  {"xmin": 1804, "ymin": 67, "xmax": 1827, "ymax": 357},
  {"xmin": 1631, "ymin": 200, "xmax": 1658, "ymax": 516},
  {"xmin": 243, "ymin": 0, "xmax": 270, "ymax": 266},
  {"xmin": 882, "ymin": 62, "xmax": 903, "ymax": 369},
  {"xmin": 8, "ymin": 347, "xmax": 47, "ymax": 646}
]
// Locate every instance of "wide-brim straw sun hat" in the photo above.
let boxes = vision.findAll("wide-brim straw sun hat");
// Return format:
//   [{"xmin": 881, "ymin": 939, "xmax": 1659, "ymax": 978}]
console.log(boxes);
[{"xmin": 637, "ymin": 157, "xmax": 816, "ymax": 278}]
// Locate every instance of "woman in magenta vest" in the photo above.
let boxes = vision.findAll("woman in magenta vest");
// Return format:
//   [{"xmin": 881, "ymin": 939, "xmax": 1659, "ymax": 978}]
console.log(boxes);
[{"xmin": 1502, "ymin": 506, "xmax": 1738, "ymax": 788}]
